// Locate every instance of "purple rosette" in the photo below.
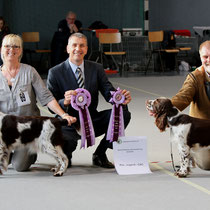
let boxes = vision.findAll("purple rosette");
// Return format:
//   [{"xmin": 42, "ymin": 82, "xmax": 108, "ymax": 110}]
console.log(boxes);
[
  {"xmin": 107, "ymin": 87, "xmax": 125, "ymax": 142},
  {"xmin": 71, "ymin": 88, "xmax": 95, "ymax": 148}
]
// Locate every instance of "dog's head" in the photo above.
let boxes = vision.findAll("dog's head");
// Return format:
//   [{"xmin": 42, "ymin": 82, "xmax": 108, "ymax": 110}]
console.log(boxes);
[{"xmin": 146, "ymin": 97, "xmax": 178, "ymax": 132}]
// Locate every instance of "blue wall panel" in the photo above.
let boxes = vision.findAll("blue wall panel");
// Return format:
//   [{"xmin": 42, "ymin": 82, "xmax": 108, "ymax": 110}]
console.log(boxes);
[{"xmin": 3, "ymin": 0, "xmax": 144, "ymax": 48}]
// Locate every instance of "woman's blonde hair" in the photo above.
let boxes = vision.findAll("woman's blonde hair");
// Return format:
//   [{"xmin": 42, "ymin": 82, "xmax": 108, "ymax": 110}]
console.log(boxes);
[{"xmin": 1, "ymin": 34, "xmax": 23, "ymax": 62}]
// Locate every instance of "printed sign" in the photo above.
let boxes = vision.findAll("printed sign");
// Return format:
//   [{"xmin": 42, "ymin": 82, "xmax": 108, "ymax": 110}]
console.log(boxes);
[{"xmin": 113, "ymin": 136, "xmax": 151, "ymax": 175}]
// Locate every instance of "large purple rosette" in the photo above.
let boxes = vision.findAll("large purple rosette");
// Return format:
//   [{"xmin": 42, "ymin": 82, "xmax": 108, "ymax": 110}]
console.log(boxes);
[
  {"xmin": 71, "ymin": 88, "xmax": 95, "ymax": 148},
  {"xmin": 107, "ymin": 87, "xmax": 125, "ymax": 142}
]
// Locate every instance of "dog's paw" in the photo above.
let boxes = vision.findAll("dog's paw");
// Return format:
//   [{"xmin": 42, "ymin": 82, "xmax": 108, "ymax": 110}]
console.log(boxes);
[
  {"xmin": 174, "ymin": 170, "xmax": 188, "ymax": 178},
  {"xmin": 53, "ymin": 171, "xmax": 64, "ymax": 176}
]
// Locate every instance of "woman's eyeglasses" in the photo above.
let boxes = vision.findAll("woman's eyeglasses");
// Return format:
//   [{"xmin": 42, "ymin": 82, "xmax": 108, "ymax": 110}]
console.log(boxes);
[{"xmin": 4, "ymin": 45, "xmax": 20, "ymax": 49}]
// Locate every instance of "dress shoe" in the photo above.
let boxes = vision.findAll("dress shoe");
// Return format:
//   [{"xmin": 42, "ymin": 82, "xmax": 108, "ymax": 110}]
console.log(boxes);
[{"xmin": 92, "ymin": 154, "xmax": 114, "ymax": 168}]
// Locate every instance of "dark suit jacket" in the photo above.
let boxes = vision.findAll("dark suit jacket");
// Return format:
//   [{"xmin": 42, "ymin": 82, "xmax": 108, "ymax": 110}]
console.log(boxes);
[
  {"xmin": 47, "ymin": 59, "xmax": 115, "ymax": 118},
  {"xmin": 50, "ymin": 19, "xmax": 83, "ymax": 66}
]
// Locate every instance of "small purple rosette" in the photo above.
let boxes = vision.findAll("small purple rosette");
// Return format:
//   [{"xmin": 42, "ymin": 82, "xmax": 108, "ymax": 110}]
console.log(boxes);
[
  {"xmin": 71, "ymin": 88, "xmax": 95, "ymax": 148},
  {"xmin": 107, "ymin": 87, "xmax": 125, "ymax": 142}
]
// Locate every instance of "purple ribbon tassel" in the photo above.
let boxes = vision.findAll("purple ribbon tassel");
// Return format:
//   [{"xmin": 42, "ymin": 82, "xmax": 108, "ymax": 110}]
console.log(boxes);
[
  {"xmin": 107, "ymin": 87, "xmax": 125, "ymax": 142},
  {"xmin": 71, "ymin": 88, "xmax": 95, "ymax": 148}
]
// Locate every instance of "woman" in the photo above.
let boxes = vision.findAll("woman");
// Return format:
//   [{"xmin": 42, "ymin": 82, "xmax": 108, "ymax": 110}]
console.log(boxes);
[{"xmin": 0, "ymin": 34, "xmax": 76, "ymax": 171}]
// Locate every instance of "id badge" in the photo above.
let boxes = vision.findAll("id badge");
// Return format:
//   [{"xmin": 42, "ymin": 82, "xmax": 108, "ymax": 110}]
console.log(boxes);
[{"xmin": 16, "ymin": 89, "xmax": 31, "ymax": 106}]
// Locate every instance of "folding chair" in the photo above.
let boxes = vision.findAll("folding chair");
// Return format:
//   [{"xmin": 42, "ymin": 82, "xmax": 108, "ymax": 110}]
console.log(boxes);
[
  {"xmin": 98, "ymin": 32, "xmax": 126, "ymax": 76},
  {"xmin": 93, "ymin": 28, "xmax": 119, "ymax": 62},
  {"xmin": 145, "ymin": 31, "xmax": 180, "ymax": 74},
  {"xmin": 95, "ymin": 28, "xmax": 119, "ymax": 38},
  {"xmin": 22, "ymin": 32, "xmax": 51, "ymax": 69}
]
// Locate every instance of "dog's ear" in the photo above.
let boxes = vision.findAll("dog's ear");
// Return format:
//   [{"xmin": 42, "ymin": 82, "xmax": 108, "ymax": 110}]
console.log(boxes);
[{"xmin": 155, "ymin": 113, "xmax": 168, "ymax": 132}]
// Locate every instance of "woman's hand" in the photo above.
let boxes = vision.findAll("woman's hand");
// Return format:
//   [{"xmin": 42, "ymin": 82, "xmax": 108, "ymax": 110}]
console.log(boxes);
[{"xmin": 61, "ymin": 113, "xmax": 77, "ymax": 126}]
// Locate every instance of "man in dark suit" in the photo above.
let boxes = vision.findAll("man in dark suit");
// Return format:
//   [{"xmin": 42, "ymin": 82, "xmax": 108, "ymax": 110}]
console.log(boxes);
[
  {"xmin": 47, "ymin": 33, "xmax": 131, "ymax": 168},
  {"xmin": 51, "ymin": 11, "xmax": 82, "ymax": 67}
]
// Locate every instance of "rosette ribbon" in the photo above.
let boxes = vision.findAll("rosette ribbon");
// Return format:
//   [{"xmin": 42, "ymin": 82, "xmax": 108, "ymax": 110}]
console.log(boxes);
[
  {"xmin": 107, "ymin": 87, "xmax": 125, "ymax": 142},
  {"xmin": 71, "ymin": 88, "xmax": 95, "ymax": 148}
]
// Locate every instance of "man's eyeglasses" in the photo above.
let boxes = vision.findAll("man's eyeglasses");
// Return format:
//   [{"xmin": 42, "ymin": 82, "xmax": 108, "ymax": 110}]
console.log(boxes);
[{"xmin": 4, "ymin": 45, "xmax": 20, "ymax": 49}]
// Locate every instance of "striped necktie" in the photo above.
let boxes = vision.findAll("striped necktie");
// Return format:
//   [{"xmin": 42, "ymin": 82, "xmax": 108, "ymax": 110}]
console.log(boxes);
[{"xmin": 76, "ymin": 67, "xmax": 84, "ymax": 88}]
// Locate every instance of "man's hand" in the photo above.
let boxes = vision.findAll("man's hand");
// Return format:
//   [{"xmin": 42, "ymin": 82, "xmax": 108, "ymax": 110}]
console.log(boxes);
[
  {"xmin": 69, "ymin": 24, "xmax": 79, "ymax": 33},
  {"xmin": 64, "ymin": 90, "xmax": 77, "ymax": 106},
  {"xmin": 121, "ymin": 89, "xmax": 132, "ymax": 105}
]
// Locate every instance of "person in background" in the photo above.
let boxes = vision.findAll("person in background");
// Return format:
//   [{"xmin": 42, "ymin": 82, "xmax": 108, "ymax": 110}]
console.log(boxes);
[
  {"xmin": 47, "ymin": 33, "xmax": 132, "ymax": 168},
  {"xmin": 0, "ymin": 16, "xmax": 10, "ymax": 65},
  {"xmin": 51, "ymin": 11, "xmax": 82, "ymax": 67},
  {"xmin": 0, "ymin": 34, "xmax": 76, "ymax": 172}
]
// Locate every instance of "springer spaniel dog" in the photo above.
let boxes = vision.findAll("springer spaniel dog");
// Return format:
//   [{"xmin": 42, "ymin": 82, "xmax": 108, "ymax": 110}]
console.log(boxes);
[
  {"xmin": 146, "ymin": 97, "xmax": 210, "ymax": 178},
  {"xmin": 0, "ymin": 112, "xmax": 69, "ymax": 176}
]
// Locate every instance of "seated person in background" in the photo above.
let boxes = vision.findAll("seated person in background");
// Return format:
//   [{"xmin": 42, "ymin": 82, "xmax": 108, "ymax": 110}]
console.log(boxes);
[
  {"xmin": 47, "ymin": 33, "xmax": 132, "ymax": 168},
  {"xmin": 51, "ymin": 11, "xmax": 82, "ymax": 67},
  {"xmin": 0, "ymin": 16, "xmax": 10, "ymax": 65},
  {"xmin": 0, "ymin": 34, "xmax": 76, "ymax": 171}
]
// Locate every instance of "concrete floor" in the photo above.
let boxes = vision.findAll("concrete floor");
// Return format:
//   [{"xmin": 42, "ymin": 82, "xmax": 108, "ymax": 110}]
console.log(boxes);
[{"xmin": 1, "ymin": 72, "xmax": 210, "ymax": 210}]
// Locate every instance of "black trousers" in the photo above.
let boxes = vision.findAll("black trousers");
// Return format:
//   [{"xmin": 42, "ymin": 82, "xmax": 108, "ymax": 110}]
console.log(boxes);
[{"xmin": 62, "ymin": 105, "xmax": 131, "ymax": 159}]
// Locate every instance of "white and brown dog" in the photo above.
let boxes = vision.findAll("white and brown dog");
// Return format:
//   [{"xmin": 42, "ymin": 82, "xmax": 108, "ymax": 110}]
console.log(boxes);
[
  {"xmin": 146, "ymin": 97, "xmax": 210, "ymax": 177},
  {"xmin": 0, "ymin": 112, "xmax": 69, "ymax": 176}
]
